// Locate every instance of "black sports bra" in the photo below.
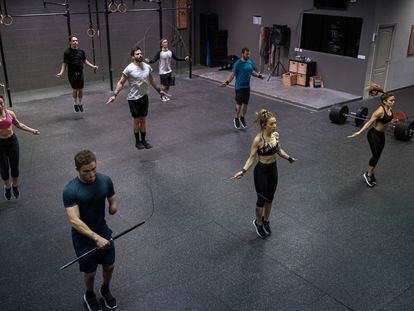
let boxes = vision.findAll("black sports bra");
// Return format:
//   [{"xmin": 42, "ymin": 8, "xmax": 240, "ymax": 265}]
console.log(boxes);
[
  {"xmin": 257, "ymin": 134, "xmax": 280, "ymax": 156},
  {"xmin": 376, "ymin": 105, "xmax": 393, "ymax": 124}
]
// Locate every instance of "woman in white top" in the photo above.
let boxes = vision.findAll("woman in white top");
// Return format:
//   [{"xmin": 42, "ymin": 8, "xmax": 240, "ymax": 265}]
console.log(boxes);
[{"xmin": 146, "ymin": 38, "xmax": 190, "ymax": 101}]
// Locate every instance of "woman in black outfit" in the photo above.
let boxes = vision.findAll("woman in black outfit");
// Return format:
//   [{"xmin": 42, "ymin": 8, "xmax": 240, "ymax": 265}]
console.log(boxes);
[
  {"xmin": 233, "ymin": 109, "xmax": 296, "ymax": 238},
  {"xmin": 348, "ymin": 84, "xmax": 395, "ymax": 187},
  {"xmin": 0, "ymin": 96, "xmax": 40, "ymax": 200}
]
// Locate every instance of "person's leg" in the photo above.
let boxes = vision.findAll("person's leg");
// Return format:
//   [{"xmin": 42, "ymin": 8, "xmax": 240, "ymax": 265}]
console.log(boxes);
[
  {"xmin": 77, "ymin": 89, "xmax": 84, "ymax": 112},
  {"xmin": 84, "ymin": 272, "xmax": 96, "ymax": 292},
  {"xmin": 83, "ymin": 271, "xmax": 102, "ymax": 311},
  {"xmin": 160, "ymin": 83, "xmax": 168, "ymax": 101},
  {"xmin": 99, "ymin": 243, "xmax": 117, "ymax": 309},
  {"xmin": 139, "ymin": 117, "xmax": 151, "ymax": 149},
  {"xmin": 262, "ymin": 163, "xmax": 278, "ymax": 235},
  {"xmin": 132, "ymin": 117, "xmax": 144, "ymax": 149},
  {"xmin": 0, "ymin": 142, "xmax": 11, "ymax": 199},
  {"xmin": 365, "ymin": 129, "xmax": 384, "ymax": 186},
  {"xmin": 102, "ymin": 264, "xmax": 114, "ymax": 286},
  {"xmin": 239, "ymin": 89, "xmax": 250, "ymax": 128},
  {"xmin": 8, "ymin": 135, "xmax": 19, "ymax": 198},
  {"xmin": 100, "ymin": 264, "xmax": 117, "ymax": 309},
  {"xmin": 253, "ymin": 163, "xmax": 267, "ymax": 238},
  {"xmin": 137, "ymin": 96, "xmax": 151, "ymax": 148},
  {"xmin": 71, "ymin": 89, "xmax": 79, "ymax": 112}
]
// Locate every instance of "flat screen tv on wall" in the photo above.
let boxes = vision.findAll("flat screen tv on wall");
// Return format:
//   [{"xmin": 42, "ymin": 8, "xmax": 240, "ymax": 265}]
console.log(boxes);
[{"xmin": 300, "ymin": 13, "xmax": 363, "ymax": 58}]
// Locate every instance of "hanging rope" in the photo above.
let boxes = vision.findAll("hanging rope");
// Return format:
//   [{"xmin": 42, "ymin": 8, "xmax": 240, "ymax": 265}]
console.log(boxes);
[
  {"xmin": 95, "ymin": 0, "xmax": 105, "ymax": 81},
  {"xmin": 0, "ymin": 0, "xmax": 13, "ymax": 26},
  {"xmin": 117, "ymin": 0, "xmax": 127, "ymax": 13},
  {"xmin": 87, "ymin": 0, "xmax": 97, "ymax": 74}
]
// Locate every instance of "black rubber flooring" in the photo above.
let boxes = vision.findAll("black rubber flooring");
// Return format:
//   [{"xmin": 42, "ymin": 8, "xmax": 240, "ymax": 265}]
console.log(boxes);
[{"xmin": 0, "ymin": 77, "xmax": 413, "ymax": 311}]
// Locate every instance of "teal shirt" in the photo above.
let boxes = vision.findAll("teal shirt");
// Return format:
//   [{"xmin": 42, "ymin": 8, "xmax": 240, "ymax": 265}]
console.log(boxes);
[
  {"xmin": 232, "ymin": 59, "xmax": 254, "ymax": 90},
  {"xmin": 63, "ymin": 172, "xmax": 115, "ymax": 243}
]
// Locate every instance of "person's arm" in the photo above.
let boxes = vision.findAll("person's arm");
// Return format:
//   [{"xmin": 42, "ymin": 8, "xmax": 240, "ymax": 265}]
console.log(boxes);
[
  {"xmin": 106, "ymin": 74, "xmax": 128, "ymax": 104},
  {"xmin": 145, "ymin": 51, "xmax": 160, "ymax": 64},
  {"xmin": 222, "ymin": 72, "xmax": 235, "ymax": 87},
  {"xmin": 9, "ymin": 111, "xmax": 39, "ymax": 135},
  {"xmin": 65, "ymin": 205, "xmax": 109, "ymax": 249},
  {"xmin": 233, "ymin": 136, "xmax": 260, "ymax": 179},
  {"xmin": 56, "ymin": 63, "xmax": 66, "ymax": 78},
  {"xmin": 148, "ymin": 73, "xmax": 165, "ymax": 96},
  {"xmin": 252, "ymin": 70, "xmax": 264, "ymax": 79},
  {"xmin": 348, "ymin": 107, "xmax": 382, "ymax": 138},
  {"xmin": 107, "ymin": 195, "xmax": 118, "ymax": 215},
  {"xmin": 276, "ymin": 147, "xmax": 296, "ymax": 163},
  {"xmin": 171, "ymin": 51, "xmax": 190, "ymax": 62},
  {"xmin": 85, "ymin": 59, "xmax": 98, "ymax": 70}
]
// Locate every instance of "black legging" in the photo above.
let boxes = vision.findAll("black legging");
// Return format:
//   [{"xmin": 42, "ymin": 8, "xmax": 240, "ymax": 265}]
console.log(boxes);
[
  {"xmin": 0, "ymin": 134, "xmax": 19, "ymax": 181},
  {"xmin": 367, "ymin": 128, "xmax": 385, "ymax": 167},
  {"xmin": 254, "ymin": 161, "xmax": 278, "ymax": 207}
]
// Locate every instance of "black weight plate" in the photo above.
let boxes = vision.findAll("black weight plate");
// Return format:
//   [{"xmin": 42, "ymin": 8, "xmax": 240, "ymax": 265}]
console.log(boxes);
[
  {"xmin": 394, "ymin": 121, "xmax": 414, "ymax": 141},
  {"xmin": 329, "ymin": 105, "xmax": 348, "ymax": 124},
  {"xmin": 355, "ymin": 106, "xmax": 368, "ymax": 127}
]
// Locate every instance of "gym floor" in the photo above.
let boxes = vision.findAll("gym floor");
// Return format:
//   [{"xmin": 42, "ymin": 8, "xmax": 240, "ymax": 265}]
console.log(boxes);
[{"xmin": 0, "ymin": 76, "xmax": 413, "ymax": 311}]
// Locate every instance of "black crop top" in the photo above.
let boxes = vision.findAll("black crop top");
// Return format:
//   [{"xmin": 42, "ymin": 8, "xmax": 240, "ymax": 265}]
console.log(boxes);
[
  {"xmin": 257, "ymin": 134, "xmax": 280, "ymax": 156},
  {"xmin": 376, "ymin": 105, "xmax": 393, "ymax": 124}
]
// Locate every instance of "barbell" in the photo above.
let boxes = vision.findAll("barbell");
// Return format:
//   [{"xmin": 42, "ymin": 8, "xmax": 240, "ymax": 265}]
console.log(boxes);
[
  {"xmin": 329, "ymin": 105, "xmax": 369, "ymax": 126},
  {"xmin": 329, "ymin": 104, "xmax": 414, "ymax": 142}
]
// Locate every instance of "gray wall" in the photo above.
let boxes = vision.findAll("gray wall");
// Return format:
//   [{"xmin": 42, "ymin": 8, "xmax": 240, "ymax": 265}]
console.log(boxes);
[
  {"xmin": 195, "ymin": 0, "xmax": 376, "ymax": 95},
  {"xmin": 368, "ymin": 0, "xmax": 414, "ymax": 91},
  {"xmin": 0, "ymin": 0, "xmax": 190, "ymax": 93},
  {"xmin": 195, "ymin": 0, "xmax": 414, "ymax": 96}
]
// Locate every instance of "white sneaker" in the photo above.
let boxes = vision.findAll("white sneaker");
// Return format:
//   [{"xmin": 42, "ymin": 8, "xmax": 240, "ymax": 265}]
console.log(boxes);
[
  {"xmin": 165, "ymin": 96, "xmax": 171, "ymax": 101},
  {"xmin": 160, "ymin": 96, "xmax": 168, "ymax": 102}
]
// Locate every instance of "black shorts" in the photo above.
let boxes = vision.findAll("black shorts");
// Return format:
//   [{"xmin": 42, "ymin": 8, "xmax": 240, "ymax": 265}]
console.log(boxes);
[
  {"xmin": 68, "ymin": 71, "xmax": 84, "ymax": 89},
  {"xmin": 128, "ymin": 95, "xmax": 149, "ymax": 118},
  {"xmin": 160, "ymin": 73, "xmax": 175, "ymax": 86},
  {"xmin": 235, "ymin": 88, "xmax": 250, "ymax": 105},
  {"xmin": 73, "ymin": 239, "xmax": 115, "ymax": 273}
]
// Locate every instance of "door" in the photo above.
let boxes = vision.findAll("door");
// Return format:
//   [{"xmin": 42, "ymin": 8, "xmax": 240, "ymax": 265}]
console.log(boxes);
[{"xmin": 370, "ymin": 25, "xmax": 395, "ymax": 88}]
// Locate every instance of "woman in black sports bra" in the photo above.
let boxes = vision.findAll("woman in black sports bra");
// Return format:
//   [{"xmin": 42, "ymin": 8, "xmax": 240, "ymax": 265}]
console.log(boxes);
[
  {"xmin": 233, "ymin": 109, "xmax": 296, "ymax": 239},
  {"xmin": 348, "ymin": 84, "xmax": 395, "ymax": 187}
]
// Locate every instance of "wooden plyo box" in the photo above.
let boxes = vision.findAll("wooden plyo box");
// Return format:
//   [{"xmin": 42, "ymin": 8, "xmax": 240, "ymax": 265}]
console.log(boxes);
[
  {"xmin": 176, "ymin": 0, "xmax": 188, "ymax": 29},
  {"xmin": 282, "ymin": 72, "xmax": 297, "ymax": 86}
]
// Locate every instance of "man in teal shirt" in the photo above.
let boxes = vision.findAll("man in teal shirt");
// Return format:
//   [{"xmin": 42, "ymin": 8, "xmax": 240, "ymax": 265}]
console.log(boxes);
[{"xmin": 222, "ymin": 47, "xmax": 264, "ymax": 129}]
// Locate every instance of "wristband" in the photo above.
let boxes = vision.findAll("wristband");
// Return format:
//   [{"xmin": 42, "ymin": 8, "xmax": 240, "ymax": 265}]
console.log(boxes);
[
  {"xmin": 225, "ymin": 81, "xmax": 229, "ymax": 85},
  {"xmin": 113, "ymin": 92, "xmax": 118, "ymax": 97},
  {"xmin": 242, "ymin": 168, "xmax": 247, "ymax": 174},
  {"xmin": 288, "ymin": 157, "xmax": 294, "ymax": 163}
]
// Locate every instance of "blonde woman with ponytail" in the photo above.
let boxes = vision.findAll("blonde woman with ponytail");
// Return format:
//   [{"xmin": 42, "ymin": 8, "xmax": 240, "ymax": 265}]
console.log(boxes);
[
  {"xmin": 233, "ymin": 109, "xmax": 296, "ymax": 239},
  {"xmin": 348, "ymin": 84, "xmax": 395, "ymax": 187}
]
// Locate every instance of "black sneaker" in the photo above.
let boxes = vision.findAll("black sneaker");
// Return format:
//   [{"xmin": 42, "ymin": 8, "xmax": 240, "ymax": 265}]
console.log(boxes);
[
  {"xmin": 262, "ymin": 217, "xmax": 271, "ymax": 236},
  {"xmin": 234, "ymin": 118, "xmax": 241, "ymax": 129},
  {"xmin": 73, "ymin": 104, "xmax": 79, "ymax": 113},
  {"xmin": 78, "ymin": 104, "xmax": 84, "ymax": 112},
  {"xmin": 12, "ymin": 185, "xmax": 19, "ymax": 199},
  {"xmin": 83, "ymin": 291, "xmax": 102, "ymax": 311},
  {"xmin": 252, "ymin": 219, "xmax": 266, "ymax": 239},
  {"xmin": 135, "ymin": 141, "xmax": 145, "ymax": 150},
  {"xmin": 142, "ymin": 140, "xmax": 152, "ymax": 149},
  {"xmin": 100, "ymin": 286, "xmax": 117, "ymax": 310},
  {"xmin": 363, "ymin": 172, "xmax": 374, "ymax": 188},
  {"xmin": 371, "ymin": 174, "xmax": 377, "ymax": 185},
  {"xmin": 4, "ymin": 186, "xmax": 11, "ymax": 200},
  {"xmin": 239, "ymin": 116, "xmax": 247, "ymax": 128}
]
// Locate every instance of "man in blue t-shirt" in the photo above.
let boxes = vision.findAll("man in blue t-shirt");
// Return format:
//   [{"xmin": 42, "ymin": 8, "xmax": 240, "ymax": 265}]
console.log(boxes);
[
  {"xmin": 222, "ymin": 47, "xmax": 264, "ymax": 129},
  {"xmin": 63, "ymin": 150, "xmax": 118, "ymax": 311}
]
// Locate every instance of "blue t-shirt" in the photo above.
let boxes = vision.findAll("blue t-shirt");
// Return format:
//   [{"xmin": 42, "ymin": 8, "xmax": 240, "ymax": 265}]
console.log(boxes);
[
  {"xmin": 63, "ymin": 172, "xmax": 115, "ymax": 243},
  {"xmin": 232, "ymin": 59, "xmax": 254, "ymax": 90}
]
